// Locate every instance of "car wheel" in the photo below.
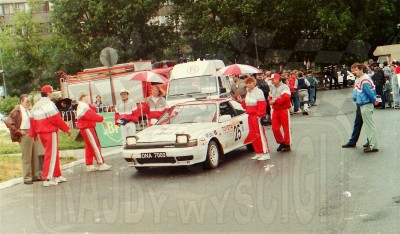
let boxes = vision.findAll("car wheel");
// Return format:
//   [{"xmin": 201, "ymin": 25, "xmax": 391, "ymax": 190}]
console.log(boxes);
[
  {"xmin": 348, "ymin": 80, "xmax": 354, "ymax": 86},
  {"xmin": 246, "ymin": 143, "xmax": 254, "ymax": 152},
  {"xmin": 135, "ymin": 166, "xmax": 150, "ymax": 172},
  {"xmin": 203, "ymin": 141, "xmax": 219, "ymax": 169}
]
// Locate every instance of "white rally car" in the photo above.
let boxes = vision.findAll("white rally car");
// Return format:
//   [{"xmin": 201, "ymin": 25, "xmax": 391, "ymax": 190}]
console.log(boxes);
[{"xmin": 123, "ymin": 98, "xmax": 252, "ymax": 171}]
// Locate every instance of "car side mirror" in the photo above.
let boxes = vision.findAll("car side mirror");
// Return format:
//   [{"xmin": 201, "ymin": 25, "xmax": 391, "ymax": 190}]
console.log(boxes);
[
  {"xmin": 219, "ymin": 114, "xmax": 231, "ymax": 123},
  {"xmin": 220, "ymin": 87, "xmax": 227, "ymax": 93}
]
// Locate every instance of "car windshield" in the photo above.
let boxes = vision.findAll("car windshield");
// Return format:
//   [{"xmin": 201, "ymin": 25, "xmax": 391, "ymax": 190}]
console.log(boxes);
[
  {"xmin": 157, "ymin": 103, "xmax": 217, "ymax": 125},
  {"xmin": 167, "ymin": 76, "xmax": 217, "ymax": 100}
]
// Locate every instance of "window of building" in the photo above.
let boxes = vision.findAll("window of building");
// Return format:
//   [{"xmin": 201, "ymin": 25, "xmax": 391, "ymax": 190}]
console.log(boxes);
[
  {"xmin": 16, "ymin": 3, "xmax": 28, "ymax": 12},
  {"xmin": 1, "ymin": 4, "xmax": 14, "ymax": 15},
  {"xmin": 36, "ymin": 1, "xmax": 50, "ymax": 12}
]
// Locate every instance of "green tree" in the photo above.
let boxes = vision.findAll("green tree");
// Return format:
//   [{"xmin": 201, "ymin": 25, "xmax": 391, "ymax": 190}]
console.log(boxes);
[
  {"xmin": 173, "ymin": 0, "xmax": 400, "ymax": 67},
  {"xmin": 0, "ymin": 0, "xmax": 77, "ymax": 95},
  {"xmin": 50, "ymin": 0, "xmax": 175, "ymax": 68}
]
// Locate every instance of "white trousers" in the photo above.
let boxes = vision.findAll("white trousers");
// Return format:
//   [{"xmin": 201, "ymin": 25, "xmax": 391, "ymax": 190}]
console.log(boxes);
[{"xmin": 120, "ymin": 122, "xmax": 136, "ymax": 145}]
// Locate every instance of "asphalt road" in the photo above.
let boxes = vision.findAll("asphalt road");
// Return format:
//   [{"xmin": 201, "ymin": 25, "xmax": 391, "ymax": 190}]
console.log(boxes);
[{"xmin": 1, "ymin": 88, "xmax": 399, "ymax": 233}]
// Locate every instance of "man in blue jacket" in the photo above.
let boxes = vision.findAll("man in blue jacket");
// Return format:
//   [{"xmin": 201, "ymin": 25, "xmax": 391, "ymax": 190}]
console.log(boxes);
[
  {"xmin": 354, "ymin": 64, "xmax": 379, "ymax": 153},
  {"xmin": 342, "ymin": 63, "xmax": 368, "ymax": 149}
]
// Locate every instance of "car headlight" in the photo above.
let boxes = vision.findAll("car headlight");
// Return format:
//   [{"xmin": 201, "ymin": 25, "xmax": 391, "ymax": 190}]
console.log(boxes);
[
  {"xmin": 176, "ymin": 134, "xmax": 188, "ymax": 144},
  {"xmin": 126, "ymin": 136, "xmax": 138, "ymax": 145}
]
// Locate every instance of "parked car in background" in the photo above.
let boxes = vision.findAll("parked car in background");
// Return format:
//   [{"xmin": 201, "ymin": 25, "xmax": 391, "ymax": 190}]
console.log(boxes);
[{"xmin": 123, "ymin": 98, "xmax": 252, "ymax": 171}]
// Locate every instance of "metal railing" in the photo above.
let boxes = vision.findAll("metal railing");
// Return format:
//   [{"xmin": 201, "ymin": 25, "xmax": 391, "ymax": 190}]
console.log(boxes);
[{"xmin": 60, "ymin": 105, "xmax": 148, "ymax": 131}]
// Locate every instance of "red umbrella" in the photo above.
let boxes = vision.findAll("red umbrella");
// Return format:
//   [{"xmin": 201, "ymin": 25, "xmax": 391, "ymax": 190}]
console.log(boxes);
[
  {"xmin": 130, "ymin": 71, "xmax": 168, "ymax": 83},
  {"xmin": 217, "ymin": 64, "xmax": 262, "ymax": 76}
]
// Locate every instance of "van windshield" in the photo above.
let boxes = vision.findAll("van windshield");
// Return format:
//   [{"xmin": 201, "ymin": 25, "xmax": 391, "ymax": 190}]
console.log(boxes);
[{"xmin": 167, "ymin": 76, "xmax": 217, "ymax": 99}]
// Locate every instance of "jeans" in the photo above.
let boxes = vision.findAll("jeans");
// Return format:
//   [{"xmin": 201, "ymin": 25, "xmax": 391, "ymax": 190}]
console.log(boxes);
[
  {"xmin": 291, "ymin": 92, "xmax": 300, "ymax": 112},
  {"xmin": 348, "ymin": 105, "xmax": 363, "ymax": 145},
  {"xmin": 309, "ymin": 87, "xmax": 316, "ymax": 105},
  {"xmin": 392, "ymin": 82, "xmax": 400, "ymax": 106}
]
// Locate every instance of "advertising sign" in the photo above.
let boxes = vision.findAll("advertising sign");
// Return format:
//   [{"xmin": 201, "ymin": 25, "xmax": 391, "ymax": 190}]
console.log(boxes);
[{"xmin": 95, "ymin": 112, "xmax": 122, "ymax": 147}]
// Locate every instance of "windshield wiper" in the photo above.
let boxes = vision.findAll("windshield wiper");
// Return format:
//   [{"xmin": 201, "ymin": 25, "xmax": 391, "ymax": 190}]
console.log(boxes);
[
  {"xmin": 168, "ymin": 93, "xmax": 186, "ymax": 97},
  {"xmin": 186, "ymin": 91, "xmax": 202, "ymax": 97}
]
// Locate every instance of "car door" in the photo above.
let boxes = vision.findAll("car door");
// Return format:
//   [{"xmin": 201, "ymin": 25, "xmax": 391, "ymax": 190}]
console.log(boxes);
[{"xmin": 219, "ymin": 101, "xmax": 246, "ymax": 151}]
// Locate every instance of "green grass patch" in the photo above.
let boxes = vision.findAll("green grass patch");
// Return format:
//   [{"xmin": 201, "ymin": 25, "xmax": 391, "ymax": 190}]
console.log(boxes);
[
  {"xmin": 0, "ymin": 129, "xmax": 85, "ymax": 155},
  {"xmin": 58, "ymin": 129, "xmax": 85, "ymax": 150},
  {"xmin": 0, "ymin": 156, "xmax": 77, "ymax": 183}
]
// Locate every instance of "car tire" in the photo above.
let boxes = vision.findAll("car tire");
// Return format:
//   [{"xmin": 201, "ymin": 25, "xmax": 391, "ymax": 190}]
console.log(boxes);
[
  {"xmin": 348, "ymin": 80, "xmax": 354, "ymax": 86},
  {"xmin": 203, "ymin": 141, "xmax": 219, "ymax": 169},
  {"xmin": 135, "ymin": 166, "xmax": 150, "ymax": 172},
  {"xmin": 246, "ymin": 143, "xmax": 254, "ymax": 152}
]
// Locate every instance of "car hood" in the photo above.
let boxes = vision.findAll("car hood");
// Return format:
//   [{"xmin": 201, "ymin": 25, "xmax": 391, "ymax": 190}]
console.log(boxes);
[{"xmin": 136, "ymin": 124, "xmax": 213, "ymax": 142}]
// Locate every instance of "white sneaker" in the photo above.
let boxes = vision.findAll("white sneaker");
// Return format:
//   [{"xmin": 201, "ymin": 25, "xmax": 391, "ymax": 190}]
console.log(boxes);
[
  {"xmin": 86, "ymin": 165, "xmax": 98, "ymax": 172},
  {"xmin": 251, "ymin": 154, "xmax": 261, "ymax": 160},
  {"xmin": 98, "ymin": 163, "xmax": 112, "ymax": 171},
  {"xmin": 55, "ymin": 176, "xmax": 67, "ymax": 183},
  {"xmin": 43, "ymin": 178, "xmax": 58, "ymax": 187},
  {"xmin": 257, "ymin": 153, "xmax": 271, "ymax": 161}
]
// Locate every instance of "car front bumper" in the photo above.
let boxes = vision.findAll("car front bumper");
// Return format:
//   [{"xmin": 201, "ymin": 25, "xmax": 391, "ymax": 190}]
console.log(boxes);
[{"xmin": 122, "ymin": 146, "xmax": 206, "ymax": 167}]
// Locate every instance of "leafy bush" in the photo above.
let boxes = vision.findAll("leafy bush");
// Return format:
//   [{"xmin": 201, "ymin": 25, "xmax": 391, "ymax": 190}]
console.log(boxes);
[{"xmin": 0, "ymin": 96, "xmax": 19, "ymax": 115}]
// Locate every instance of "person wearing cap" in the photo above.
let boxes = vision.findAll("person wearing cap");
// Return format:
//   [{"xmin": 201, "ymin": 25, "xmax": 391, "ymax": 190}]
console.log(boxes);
[
  {"xmin": 237, "ymin": 76, "xmax": 271, "ymax": 160},
  {"xmin": 115, "ymin": 89, "xmax": 139, "ymax": 145},
  {"xmin": 268, "ymin": 73, "xmax": 292, "ymax": 152},
  {"xmin": 29, "ymin": 85, "xmax": 71, "ymax": 187},
  {"xmin": 76, "ymin": 93, "xmax": 112, "ymax": 172}
]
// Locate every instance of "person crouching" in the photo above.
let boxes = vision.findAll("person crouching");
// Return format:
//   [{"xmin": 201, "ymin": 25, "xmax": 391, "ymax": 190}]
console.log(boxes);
[{"xmin": 76, "ymin": 93, "xmax": 112, "ymax": 172}]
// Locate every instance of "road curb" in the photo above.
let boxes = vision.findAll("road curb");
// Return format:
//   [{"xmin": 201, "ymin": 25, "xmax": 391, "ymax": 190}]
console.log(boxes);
[{"xmin": 0, "ymin": 147, "xmax": 122, "ymax": 190}]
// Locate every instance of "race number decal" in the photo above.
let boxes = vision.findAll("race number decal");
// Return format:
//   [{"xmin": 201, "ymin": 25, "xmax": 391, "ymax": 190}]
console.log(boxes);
[{"xmin": 233, "ymin": 122, "xmax": 243, "ymax": 141}]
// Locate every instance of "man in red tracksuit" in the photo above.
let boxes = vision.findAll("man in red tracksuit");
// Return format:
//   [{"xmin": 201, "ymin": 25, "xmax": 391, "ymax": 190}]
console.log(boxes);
[
  {"xmin": 76, "ymin": 93, "xmax": 112, "ymax": 172},
  {"xmin": 268, "ymin": 74, "xmax": 292, "ymax": 152},
  {"xmin": 29, "ymin": 85, "xmax": 71, "ymax": 187},
  {"xmin": 238, "ymin": 77, "xmax": 271, "ymax": 161}
]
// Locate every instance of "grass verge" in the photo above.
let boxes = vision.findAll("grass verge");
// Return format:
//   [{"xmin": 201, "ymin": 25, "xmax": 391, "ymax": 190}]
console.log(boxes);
[
  {"xmin": 0, "ymin": 129, "xmax": 85, "ymax": 155},
  {"xmin": 0, "ymin": 156, "xmax": 77, "ymax": 183}
]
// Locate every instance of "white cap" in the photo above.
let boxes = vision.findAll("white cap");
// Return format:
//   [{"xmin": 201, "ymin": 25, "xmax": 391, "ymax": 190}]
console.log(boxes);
[{"xmin": 120, "ymin": 88, "xmax": 129, "ymax": 94}]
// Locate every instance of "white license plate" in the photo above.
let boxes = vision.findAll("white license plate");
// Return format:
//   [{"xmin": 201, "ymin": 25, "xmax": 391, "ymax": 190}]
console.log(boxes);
[{"xmin": 141, "ymin": 152, "xmax": 167, "ymax": 158}]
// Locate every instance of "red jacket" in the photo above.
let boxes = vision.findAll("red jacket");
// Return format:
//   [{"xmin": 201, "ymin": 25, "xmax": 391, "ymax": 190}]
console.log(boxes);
[
  {"xmin": 145, "ymin": 96, "xmax": 168, "ymax": 120},
  {"xmin": 241, "ymin": 87, "xmax": 267, "ymax": 117},
  {"xmin": 76, "ymin": 102, "xmax": 104, "ymax": 129},
  {"xmin": 268, "ymin": 82, "xmax": 292, "ymax": 110},
  {"xmin": 114, "ymin": 99, "xmax": 139, "ymax": 124},
  {"xmin": 29, "ymin": 97, "xmax": 70, "ymax": 137},
  {"xmin": 289, "ymin": 76, "xmax": 298, "ymax": 93}
]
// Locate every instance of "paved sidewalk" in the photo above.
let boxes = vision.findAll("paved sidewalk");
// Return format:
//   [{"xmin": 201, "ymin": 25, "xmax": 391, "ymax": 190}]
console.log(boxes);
[{"xmin": 0, "ymin": 146, "xmax": 122, "ymax": 190}]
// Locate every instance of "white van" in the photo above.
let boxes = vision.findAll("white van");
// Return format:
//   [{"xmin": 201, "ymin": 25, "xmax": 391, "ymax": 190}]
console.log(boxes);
[{"xmin": 166, "ymin": 60, "xmax": 232, "ymax": 107}]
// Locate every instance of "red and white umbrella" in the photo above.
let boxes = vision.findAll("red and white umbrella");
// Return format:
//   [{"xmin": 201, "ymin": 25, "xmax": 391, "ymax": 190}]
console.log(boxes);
[
  {"xmin": 217, "ymin": 64, "xmax": 262, "ymax": 76},
  {"xmin": 130, "ymin": 71, "xmax": 168, "ymax": 83}
]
